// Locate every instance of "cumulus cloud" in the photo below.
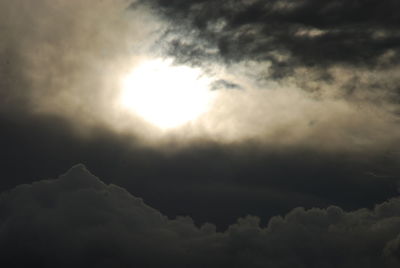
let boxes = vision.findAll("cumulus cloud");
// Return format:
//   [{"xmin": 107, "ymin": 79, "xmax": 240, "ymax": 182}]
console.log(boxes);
[{"xmin": 1, "ymin": 164, "xmax": 400, "ymax": 267}]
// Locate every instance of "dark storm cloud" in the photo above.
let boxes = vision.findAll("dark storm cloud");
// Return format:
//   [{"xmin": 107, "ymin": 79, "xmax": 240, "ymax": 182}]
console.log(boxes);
[
  {"xmin": 1, "ymin": 112, "xmax": 399, "ymax": 229},
  {"xmin": 1, "ymin": 3, "xmax": 400, "ymax": 262},
  {"xmin": 140, "ymin": 0, "xmax": 400, "ymax": 73},
  {"xmin": 1, "ymin": 165, "xmax": 400, "ymax": 267}
]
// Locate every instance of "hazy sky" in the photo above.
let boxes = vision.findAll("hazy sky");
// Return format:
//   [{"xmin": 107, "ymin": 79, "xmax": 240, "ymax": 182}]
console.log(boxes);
[{"xmin": 1, "ymin": 0, "xmax": 400, "ymax": 267}]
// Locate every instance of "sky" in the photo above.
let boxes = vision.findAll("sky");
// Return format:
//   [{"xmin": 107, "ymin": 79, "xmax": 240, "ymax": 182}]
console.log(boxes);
[{"xmin": 1, "ymin": 0, "xmax": 400, "ymax": 266}]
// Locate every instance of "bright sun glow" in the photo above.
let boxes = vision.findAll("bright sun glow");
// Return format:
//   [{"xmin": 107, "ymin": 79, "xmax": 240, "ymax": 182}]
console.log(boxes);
[{"xmin": 120, "ymin": 59, "xmax": 214, "ymax": 129}]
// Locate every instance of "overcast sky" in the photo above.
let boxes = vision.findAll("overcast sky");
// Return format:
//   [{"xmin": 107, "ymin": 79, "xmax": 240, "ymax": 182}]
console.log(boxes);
[{"xmin": 1, "ymin": 0, "xmax": 400, "ymax": 267}]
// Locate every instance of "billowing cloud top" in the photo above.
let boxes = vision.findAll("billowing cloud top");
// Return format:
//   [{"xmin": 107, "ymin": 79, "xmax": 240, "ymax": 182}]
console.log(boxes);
[{"xmin": 1, "ymin": 165, "xmax": 400, "ymax": 267}]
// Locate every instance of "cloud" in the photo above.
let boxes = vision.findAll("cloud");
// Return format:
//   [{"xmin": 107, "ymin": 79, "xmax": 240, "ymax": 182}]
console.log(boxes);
[
  {"xmin": 125, "ymin": 0, "xmax": 400, "ymax": 151},
  {"xmin": 140, "ymin": 0, "xmax": 400, "ymax": 70},
  {"xmin": 0, "ymin": 0, "xmax": 162, "ymax": 132},
  {"xmin": 1, "ymin": 113, "xmax": 399, "ymax": 230},
  {"xmin": 1, "ymin": 165, "xmax": 400, "ymax": 267},
  {"xmin": 1, "ymin": 0, "xmax": 399, "ymax": 153}
]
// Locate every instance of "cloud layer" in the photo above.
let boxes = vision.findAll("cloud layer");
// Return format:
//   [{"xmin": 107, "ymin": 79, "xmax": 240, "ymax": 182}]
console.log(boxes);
[
  {"xmin": 2, "ymin": 3, "xmax": 400, "ymax": 266},
  {"xmin": 142, "ymin": 0, "xmax": 400, "ymax": 70},
  {"xmin": 0, "ymin": 0, "xmax": 162, "ymax": 134},
  {"xmin": 1, "ymin": 165, "xmax": 400, "ymax": 267},
  {"xmin": 130, "ymin": 0, "xmax": 400, "ymax": 149},
  {"xmin": 1, "ymin": 0, "xmax": 399, "ymax": 151}
]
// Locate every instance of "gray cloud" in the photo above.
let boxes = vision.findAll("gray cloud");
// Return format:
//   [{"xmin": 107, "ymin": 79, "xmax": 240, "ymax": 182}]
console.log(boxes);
[
  {"xmin": 0, "ymin": 0, "xmax": 161, "ymax": 131},
  {"xmin": 2, "ymin": 3, "xmax": 400, "ymax": 266},
  {"xmin": 0, "ymin": 0, "xmax": 399, "ymax": 152},
  {"xmin": 1, "ymin": 113, "xmax": 399, "ymax": 230},
  {"xmin": 140, "ymin": 0, "xmax": 400, "ymax": 71},
  {"xmin": 1, "ymin": 165, "xmax": 400, "ymax": 267},
  {"xmin": 125, "ymin": 0, "xmax": 400, "ymax": 151},
  {"xmin": 136, "ymin": 0, "xmax": 400, "ymax": 111}
]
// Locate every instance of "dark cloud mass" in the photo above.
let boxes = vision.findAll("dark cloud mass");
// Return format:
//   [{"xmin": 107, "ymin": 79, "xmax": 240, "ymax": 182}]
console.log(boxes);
[
  {"xmin": 1, "ymin": 112, "xmax": 399, "ymax": 229},
  {"xmin": 142, "ymin": 0, "xmax": 400, "ymax": 69},
  {"xmin": 1, "ymin": 165, "xmax": 400, "ymax": 267},
  {"xmin": 1, "ymin": 0, "xmax": 400, "ymax": 266}
]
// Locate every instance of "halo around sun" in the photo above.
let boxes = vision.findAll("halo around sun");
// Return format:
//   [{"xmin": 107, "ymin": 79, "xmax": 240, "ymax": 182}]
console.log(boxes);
[{"xmin": 120, "ymin": 59, "xmax": 214, "ymax": 129}]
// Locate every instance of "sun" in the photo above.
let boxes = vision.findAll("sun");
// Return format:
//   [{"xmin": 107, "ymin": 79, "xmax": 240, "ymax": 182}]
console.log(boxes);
[{"xmin": 120, "ymin": 59, "xmax": 214, "ymax": 129}]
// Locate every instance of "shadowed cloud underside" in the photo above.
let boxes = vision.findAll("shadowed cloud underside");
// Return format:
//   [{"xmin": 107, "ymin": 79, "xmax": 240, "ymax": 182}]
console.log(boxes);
[{"xmin": 1, "ymin": 165, "xmax": 400, "ymax": 267}]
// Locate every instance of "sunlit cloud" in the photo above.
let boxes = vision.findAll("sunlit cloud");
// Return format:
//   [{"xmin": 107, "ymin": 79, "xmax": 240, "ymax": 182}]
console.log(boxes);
[
  {"xmin": 119, "ymin": 58, "xmax": 216, "ymax": 129},
  {"xmin": 1, "ymin": 0, "xmax": 399, "ymax": 153}
]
